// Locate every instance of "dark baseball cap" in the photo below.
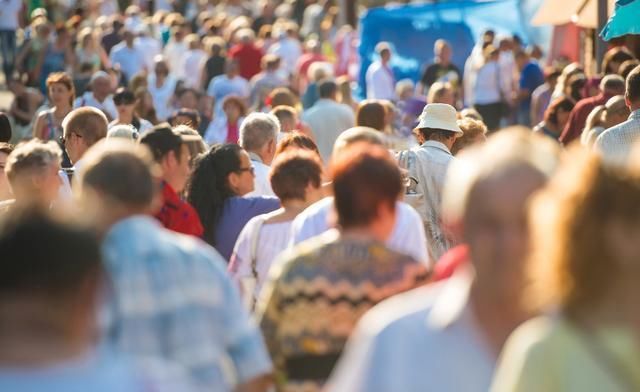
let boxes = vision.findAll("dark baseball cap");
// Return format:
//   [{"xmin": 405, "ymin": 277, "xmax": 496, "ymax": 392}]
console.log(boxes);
[{"xmin": 139, "ymin": 124, "xmax": 201, "ymax": 162}]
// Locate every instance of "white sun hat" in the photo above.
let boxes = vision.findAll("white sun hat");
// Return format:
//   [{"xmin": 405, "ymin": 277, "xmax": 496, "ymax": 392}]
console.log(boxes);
[{"xmin": 415, "ymin": 103, "xmax": 463, "ymax": 134}]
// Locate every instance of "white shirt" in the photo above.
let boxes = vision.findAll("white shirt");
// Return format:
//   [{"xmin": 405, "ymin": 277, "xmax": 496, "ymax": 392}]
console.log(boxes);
[
  {"xmin": 182, "ymin": 49, "xmax": 208, "ymax": 89},
  {"xmin": 301, "ymin": 99, "xmax": 355, "ymax": 163},
  {"xmin": 326, "ymin": 269, "xmax": 495, "ymax": 392},
  {"xmin": 74, "ymin": 92, "xmax": 118, "ymax": 120},
  {"xmin": 163, "ymin": 41, "xmax": 188, "ymax": 79},
  {"xmin": 268, "ymin": 37, "xmax": 302, "ymax": 76},
  {"xmin": 473, "ymin": 62, "xmax": 504, "ymax": 105},
  {"xmin": 229, "ymin": 217, "xmax": 292, "ymax": 307},
  {"xmin": 203, "ymin": 116, "xmax": 245, "ymax": 145},
  {"xmin": 0, "ymin": 0, "xmax": 22, "ymax": 30},
  {"xmin": 365, "ymin": 61, "xmax": 396, "ymax": 101},
  {"xmin": 595, "ymin": 110, "xmax": 640, "ymax": 166},
  {"xmin": 206, "ymin": 75, "xmax": 250, "ymax": 119},
  {"xmin": 147, "ymin": 73, "xmax": 177, "ymax": 121},
  {"xmin": 135, "ymin": 37, "xmax": 162, "ymax": 72},
  {"xmin": 289, "ymin": 197, "xmax": 430, "ymax": 265},
  {"xmin": 245, "ymin": 154, "xmax": 275, "ymax": 197},
  {"xmin": 109, "ymin": 43, "xmax": 145, "ymax": 81}
]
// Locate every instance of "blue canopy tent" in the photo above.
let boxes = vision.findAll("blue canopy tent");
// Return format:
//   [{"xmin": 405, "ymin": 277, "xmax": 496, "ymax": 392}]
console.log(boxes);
[
  {"xmin": 358, "ymin": 0, "xmax": 541, "ymax": 97},
  {"xmin": 601, "ymin": 0, "xmax": 640, "ymax": 41}
]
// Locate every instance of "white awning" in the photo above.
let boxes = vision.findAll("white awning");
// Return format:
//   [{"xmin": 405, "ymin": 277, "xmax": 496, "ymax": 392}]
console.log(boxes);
[{"xmin": 532, "ymin": 0, "xmax": 615, "ymax": 29}]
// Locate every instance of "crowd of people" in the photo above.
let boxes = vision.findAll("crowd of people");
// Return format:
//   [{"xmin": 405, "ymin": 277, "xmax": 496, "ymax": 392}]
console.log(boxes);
[{"xmin": 1, "ymin": 0, "xmax": 640, "ymax": 391}]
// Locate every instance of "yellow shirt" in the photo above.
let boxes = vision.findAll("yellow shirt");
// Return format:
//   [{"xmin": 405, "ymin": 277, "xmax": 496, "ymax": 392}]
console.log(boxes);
[{"xmin": 492, "ymin": 315, "xmax": 640, "ymax": 392}]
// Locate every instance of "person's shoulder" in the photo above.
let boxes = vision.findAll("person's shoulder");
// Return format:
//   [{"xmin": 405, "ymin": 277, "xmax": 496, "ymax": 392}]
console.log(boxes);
[{"xmin": 502, "ymin": 315, "xmax": 569, "ymax": 360}]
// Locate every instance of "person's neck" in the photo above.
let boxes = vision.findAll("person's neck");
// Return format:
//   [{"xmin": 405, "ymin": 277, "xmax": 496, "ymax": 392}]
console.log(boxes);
[
  {"xmin": 93, "ymin": 93, "xmax": 108, "ymax": 103},
  {"xmin": 118, "ymin": 112, "xmax": 133, "ymax": 124},
  {"xmin": 340, "ymin": 226, "xmax": 386, "ymax": 243},
  {"xmin": 437, "ymin": 57, "xmax": 449, "ymax": 66},
  {"xmin": 0, "ymin": 302, "xmax": 91, "ymax": 367},
  {"xmin": 280, "ymin": 199, "xmax": 310, "ymax": 217},
  {"xmin": 469, "ymin": 282, "xmax": 530, "ymax": 356},
  {"xmin": 54, "ymin": 104, "xmax": 71, "ymax": 116}
]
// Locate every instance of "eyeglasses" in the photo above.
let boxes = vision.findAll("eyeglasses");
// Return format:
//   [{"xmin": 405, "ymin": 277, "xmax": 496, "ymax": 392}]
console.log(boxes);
[
  {"xmin": 59, "ymin": 132, "xmax": 82, "ymax": 146},
  {"xmin": 114, "ymin": 99, "xmax": 135, "ymax": 106},
  {"xmin": 236, "ymin": 166, "xmax": 255, "ymax": 175}
]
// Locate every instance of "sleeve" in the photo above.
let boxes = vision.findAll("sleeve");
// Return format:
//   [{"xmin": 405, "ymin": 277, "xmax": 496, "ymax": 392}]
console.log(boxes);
[
  {"xmin": 228, "ymin": 218, "xmax": 256, "ymax": 289},
  {"xmin": 394, "ymin": 203, "xmax": 430, "ymax": 266},
  {"xmin": 559, "ymin": 105, "xmax": 579, "ymax": 144},
  {"xmin": 421, "ymin": 65, "xmax": 435, "ymax": 87}
]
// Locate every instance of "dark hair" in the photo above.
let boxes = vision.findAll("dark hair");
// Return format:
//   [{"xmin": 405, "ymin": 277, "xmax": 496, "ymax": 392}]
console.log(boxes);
[
  {"xmin": 545, "ymin": 98, "xmax": 575, "ymax": 126},
  {"xmin": 176, "ymin": 87, "xmax": 201, "ymax": 100},
  {"xmin": 0, "ymin": 208, "xmax": 101, "ymax": 299},
  {"xmin": 222, "ymin": 95, "xmax": 248, "ymax": 117},
  {"xmin": 602, "ymin": 47, "xmax": 635, "ymax": 75},
  {"xmin": 113, "ymin": 87, "xmax": 135, "ymax": 105},
  {"xmin": 619, "ymin": 59, "xmax": 640, "ymax": 80},
  {"xmin": 0, "ymin": 112, "xmax": 11, "ymax": 143},
  {"xmin": 186, "ymin": 144, "xmax": 243, "ymax": 246},
  {"xmin": 169, "ymin": 108, "xmax": 201, "ymax": 129},
  {"xmin": 139, "ymin": 124, "xmax": 184, "ymax": 162},
  {"xmin": 330, "ymin": 145, "xmax": 402, "ymax": 229},
  {"xmin": 0, "ymin": 142, "xmax": 13, "ymax": 155},
  {"xmin": 275, "ymin": 132, "xmax": 320, "ymax": 157},
  {"xmin": 626, "ymin": 65, "xmax": 640, "ymax": 104},
  {"xmin": 417, "ymin": 127, "xmax": 457, "ymax": 141},
  {"xmin": 270, "ymin": 151, "xmax": 322, "ymax": 201},
  {"xmin": 356, "ymin": 100, "xmax": 386, "ymax": 131},
  {"xmin": 270, "ymin": 105, "xmax": 297, "ymax": 126},
  {"xmin": 318, "ymin": 79, "xmax": 338, "ymax": 99},
  {"xmin": 568, "ymin": 74, "xmax": 587, "ymax": 102}
]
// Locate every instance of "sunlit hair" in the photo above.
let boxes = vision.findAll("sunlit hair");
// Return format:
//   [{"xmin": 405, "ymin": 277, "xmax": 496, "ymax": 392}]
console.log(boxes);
[
  {"xmin": 5, "ymin": 139, "xmax": 61, "ymax": 185},
  {"xmin": 46, "ymin": 72, "xmax": 75, "ymax": 106},
  {"xmin": 527, "ymin": 147, "xmax": 640, "ymax": 315},
  {"xmin": 451, "ymin": 118, "xmax": 487, "ymax": 155},
  {"xmin": 269, "ymin": 150, "xmax": 322, "ymax": 201},
  {"xmin": 275, "ymin": 132, "xmax": 320, "ymax": 158}
]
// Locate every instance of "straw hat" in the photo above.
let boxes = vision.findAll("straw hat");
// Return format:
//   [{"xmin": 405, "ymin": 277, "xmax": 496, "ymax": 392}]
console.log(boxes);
[{"xmin": 415, "ymin": 103, "xmax": 463, "ymax": 134}]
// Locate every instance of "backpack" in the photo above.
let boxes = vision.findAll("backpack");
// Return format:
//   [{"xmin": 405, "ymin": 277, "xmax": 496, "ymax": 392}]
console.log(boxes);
[{"xmin": 396, "ymin": 149, "xmax": 428, "ymax": 223}]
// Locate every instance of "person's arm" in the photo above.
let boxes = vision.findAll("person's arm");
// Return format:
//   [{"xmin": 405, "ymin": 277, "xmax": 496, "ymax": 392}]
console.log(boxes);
[
  {"xmin": 99, "ymin": 46, "xmax": 111, "ymax": 69},
  {"xmin": 9, "ymin": 98, "xmax": 31, "ymax": 123},
  {"xmin": 14, "ymin": 41, "xmax": 31, "ymax": 74},
  {"xmin": 32, "ymin": 111, "xmax": 45, "ymax": 139}
]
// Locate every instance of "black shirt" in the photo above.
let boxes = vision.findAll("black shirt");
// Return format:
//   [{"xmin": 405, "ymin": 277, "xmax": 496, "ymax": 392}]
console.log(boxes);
[
  {"xmin": 203, "ymin": 55, "xmax": 226, "ymax": 90},
  {"xmin": 420, "ymin": 62, "xmax": 461, "ymax": 90}
]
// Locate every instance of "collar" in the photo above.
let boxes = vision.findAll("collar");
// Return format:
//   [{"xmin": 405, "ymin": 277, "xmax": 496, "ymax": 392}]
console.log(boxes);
[
  {"xmin": 427, "ymin": 266, "xmax": 474, "ymax": 329},
  {"xmin": 630, "ymin": 109, "xmax": 640, "ymax": 120},
  {"xmin": 421, "ymin": 140, "xmax": 452, "ymax": 154},
  {"xmin": 161, "ymin": 182, "xmax": 180, "ymax": 203},
  {"xmin": 106, "ymin": 214, "xmax": 160, "ymax": 239},
  {"xmin": 248, "ymin": 151, "xmax": 264, "ymax": 163}
]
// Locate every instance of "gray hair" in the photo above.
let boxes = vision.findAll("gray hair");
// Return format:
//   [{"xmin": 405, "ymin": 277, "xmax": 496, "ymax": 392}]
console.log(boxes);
[
  {"xmin": 239, "ymin": 113, "xmax": 280, "ymax": 152},
  {"xmin": 442, "ymin": 129, "xmax": 560, "ymax": 226},
  {"xmin": 107, "ymin": 124, "xmax": 139, "ymax": 141},
  {"xmin": 332, "ymin": 126, "xmax": 385, "ymax": 156},
  {"xmin": 5, "ymin": 140, "xmax": 62, "ymax": 184}
]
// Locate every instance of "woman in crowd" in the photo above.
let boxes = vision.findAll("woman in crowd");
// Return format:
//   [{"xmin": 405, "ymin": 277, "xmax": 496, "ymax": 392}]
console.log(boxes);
[
  {"xmin": 38, "ymin": 25, "xmax": 75, "ymax": 94},
  {"xmin": 186, "ymin": 143, "xmax": 280, "ymax": 261},
  {"xmin": 75, "ymin": 27, "xmax": 110, "ymax": 73},
  {"xmin": 337, "ymin": 75, "xmax": 357, "ymax": 110},
  {"xmin": 472, "ymin": 45, "xmax": 505, "ymax": 131},
  {"xmin": 33, "ymin": 72, "xmax": 75, "ymax": 141},
  {"xmin": 427, "ymin": 81, "xmax": 456, "ymax": 107},
  {"xmin": 229, "ymin": 150, "xmax": 324, "ymax": 309},
  {"xmin": 275, "ymin": 131, "xmax": 320, "ymax": 157},
  {"xmin": 493, "ymin": 149, "xmax": 640, "ymax": 391},
  {"xmin": 7, "ymin": 79, "xmax": 43, "ymax": 142},
  {"xmin": 148, "ymin": 58, "xmax": 178, "ymax": 121},
  {"xmin": 581, "ymin": 95, "xmax": 629, "ymax": 147},
  {"xmin": 451, "ymin": 117, "xmax": 487, "ymax": 155},
  {"xmin": 355, "ymin": 99, "xmax": 387, "ymax": 132},
  {"xmin": 204, "ymin": 95, "xmax": 247, "ymax": 144},
  {"xmin": 551, "ymin": 63, "xmax": 584, "ymax": 102},
  {"xmin": 134, "ymin": 88, "xmax": 160, "ymax": 125},
  {"xmin": 532, "ymin": 97, "xmax": 575, "ymax": 141},
  {"xmin": 257, "ymin": 145, "xmax": 430, "ymax": 391},
  {"xmin": 110, "ymin": 88, "xmax": 154, "ymax": 133}
]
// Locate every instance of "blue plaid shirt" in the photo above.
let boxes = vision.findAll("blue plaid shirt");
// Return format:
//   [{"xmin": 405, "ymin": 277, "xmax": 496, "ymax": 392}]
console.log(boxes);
[
  {"xmin": 595, "ymin": 110, "xmax": 640, "ymax": 165},
  {"xmin": 101, "ymin": 216, "xmax": 272, "ymax": 391}
]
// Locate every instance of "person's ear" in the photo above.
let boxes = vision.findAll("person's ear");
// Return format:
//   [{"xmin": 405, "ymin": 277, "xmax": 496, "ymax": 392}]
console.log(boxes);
[{"xmin": 227, "ymin": 171, "xmax": 240, "ymax": 193}]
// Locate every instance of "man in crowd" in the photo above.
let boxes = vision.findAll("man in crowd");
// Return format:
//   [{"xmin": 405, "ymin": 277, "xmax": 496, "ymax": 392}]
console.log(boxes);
[
  {"xmin": 250, "ymin": 54, "xmax": 287, "ymax": 107},
  {"xmin": 402, "ymin": 103, "xmax": 462, "ymax": 261},
  {"xmin": 268, "ymin": 23, "xmax": 302, "ymax": 78},
  {"xmin": 1, "ymin": 140, "xmax": 62, "ymax": 213},
  {"xmin": 239, "ymin": 112, "xmax": 279, "ymax": 197},
  {"xmin": 559, "ymin": 74, "xmax": 625, "ymax": 145},
  {"xmin": 74, "ymin": 72, "xmax": 118, "ymax": 121},
  {"xmin": 302, "ymin": 79, "xmax": 355, "ymax": 163},
  {"xmin": 0, "ymin": 0, "xmax": 21, "ymax": 83},
  {"xmin": 327, "ymin": 130, "xmax": 560, "ymax": 391},
  {"xmin": 109, "ymin": 29, "xmax": 146, "ymax": 83},
  {"xmin": 271, "ymin": 105, "xmax": 299, "ymax": 135},
  {"xmin": 417, "ymin": 40, "xmax": 461, "ymax": 98},
  {"xmin": 596, "ymin": 65, "xmax": 640, "ymax": 164},
  {"xmin": 139, "ymin": 125, "xmax": 203, "ymax": 236},
  {"xmin": 530, "ymin": 68, "xmax": 561, "ymax": 126},
  {"xmin": 0, "ymin": 209, "xmax": 194, "ymax": 390},
  {"xmin": 515, "ymin": 50, "xmax": 544, "ymax": 127},
  {"xmin": 207, "ymin": 59, "xmax": 250, "ymax": 120},
  {"xmin": 76, "ymin": 140, "xmax": 273, "ymax": 392},
  {"xmin": 366, "ymin": 42, "xmax": 396, "ymax": 101},
  {"xmin": 228, "ymin": 28, "xmax": 264, "ymax": 81},
  {"xmin": 290, "ymin": 126, "xmax": 429, "ymax": 266},
  {"xmin": 62, "ymin": 107, "xmax": 109, "ymax": 171}
]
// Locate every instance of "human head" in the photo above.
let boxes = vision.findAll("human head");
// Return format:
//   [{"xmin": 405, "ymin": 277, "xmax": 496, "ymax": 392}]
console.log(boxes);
[
  {"xmin": 600, "ymin": 74, "xmax": 625, "ymax": 96},
  {"xmin": 434, "ymin": 39, "xmax": 452, "ymax": 64},
  {"xmin": 270, "ymin": 105, "xmax": 298, "ymax": 133},
  {"xmin": 185, "ymin": 33, "xmax": 201, "ymax": 50},
  {"xmin": 153, "ymin": 57, "xmax": 170, "ymax": 77},
  {"xmin": 459, "ymin": 108, "xmax": 484, "ymax": 122},
  {"xmin": 5, "ymin": 140, "xmax": 62, "ymax": 205},
  {"xmin": 113, "ymin": 87, "xmax": 136, "ymax": 121},
  {"xmin": 427, "ymin": 82, "xmax": 455, "ymax": 106},
  {"xmin": 224, "ymin": 58, "xmax": 240, "ymax": 77},
  {"xmin": 514, "ymin": 50, "xmax": 529, "ymax": 71},
  {"xmin": 0, "ymin": 143, "xmax": 14, "ymax": 200},
  {"xmin": 528, "ymin": 148, "xmax": 640, "ymax": 315},
  {"xmin": 0, "ymin": 208, "xmax": 102, "ymax": 354},
  {"xmin": 239, "ymin": 112, "xmax": 280, "ymax": 165},
  {"xmin": 567, "ymin": 73, "xmax": 587, "ymax": 102},
  {"xmin": 76, "ymin": 140, "xmax": 160, "ymax": 229},
  {"xmin": 451, "ymin": 118, "xmax": 487, "ymax": 155},
  {"xmin": 275, "ymin": 132, "xmax": 320, "ymax": 158},
  {"xmin": 330, "ymin": 145, "xmax": 402, "ymax": 241},
  {"xmin": 186, "ymin": 144, "xmax": 255, "ymax": 245},
  {"xmin": 106, "ymin": 124, "xmax": 139, "ymax": 142},
  {"xmin": 62, "ymin": 107, "xmax": 108, "ymax": 164},
  {"xmin": 222, "ymin": 96, "xmax": 248, "ymax": 125},
  {"xmin": 318, "ymin": 79, "xmax": 338, "ymax": 100},
  {"xmin": 601, "ymin": 47, "xmax": 635, "ymax": 75},
  {"xmin": 602, "ymin": 95, "xmax": 630, "ymax": 129},
  {"xmin": 262, "ymin": 54, "xmax": 281, "ymax": 72},
  {"xmin": 544, "ymin": 67, "xmax": 561, "ymax": 89},
  {"xmin": 173, "ymin": 125, "xmax": 207, "ymax": 166},
  {"xmin": 0, "ymin": 113, "xmax": 11, "ymax": 143},
  {"xmin": 395, "ymin": 79, "xmax": 414, "ymax": 101},
  {"xmin": 89, "ymin": 71, "xmax": 112, "ymax": 100},
  {"xmin": 332, "ymin": 126, "xmax": 385, "ymax": 157},
  {"xmin": 483, "ymin": 44, "xmax": 500, "ymax": 63},
  {"xmin": 443, "ymin": 130, "xmax": 559, "ymax": 303},
  {"xmin": 415, "ymin": 103, "xmax": 463, "ymax": 149},
  {"xmin": 270, "ymin": 150, "xmax": 323, "ymax": 204},
  {"xmin": 308, "ymin": 62, "xmax": 334, "ymax": 83},
  {"xmin": 139, "ymin": 124, "xmax": 197, "ymax": 193},
  {"xmin": 267, "ymin": 87, "xmax": 299, "ymax": 109},
  {"xmin": 122, "ymin": 29, "xmax": 135, "ymax": 46},
  {"xmin": 169, "ymin": 108, "xmax": 201, "ymax": 130},
  {"xmin": 46, "ymin": 72, "xmax": 75, "ymax": 107},
  {"xmin": 356, "ymin": 100, "xmax": 386, "ymax": 131},
  {"xmin": 624, "ymin": 65, "xmax": 640, "ymax": 110},
  {"xmin": 375, "ymin": 42, "xmax": 392, "ymax": 63},
  {"xmin": 176, "ymin": 88, "xmax": 200, "ymax": 110},
  {"xmin": 619, "ymin": 59, "xmax": 640, "ymax": 80},
  {"xmin": 544, "ymin": 97, "xmax": 575, "ymax": 129}
]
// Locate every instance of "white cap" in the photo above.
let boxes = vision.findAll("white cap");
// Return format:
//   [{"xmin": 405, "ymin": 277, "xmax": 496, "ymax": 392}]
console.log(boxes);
[{"xmin": 415, "ymin": 103, "xmax": 463, "ymax": 134}]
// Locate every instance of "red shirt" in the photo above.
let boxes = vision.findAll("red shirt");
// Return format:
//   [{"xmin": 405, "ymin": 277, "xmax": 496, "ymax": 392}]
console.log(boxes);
[
  {"xmin": 559, "ymin": 93, "xmax": 612, "ymax": 145},
  {"xmin": 228, "ymin": 43, "xmax": 263, "ymax": 80},
  {"xmin": 155, "ymin": 182, "xmax": 204, "ymax": 237},
  {"xmin": 433, "ymin": 244, "xmax": 469, "ymax": 281},
  {"xmin": 296, "ymin": 53, "xmax": 326, "ymax": 83},
  {"xmin": 226, "ymin": 121, "xmax": 239, "ymax": 143}
]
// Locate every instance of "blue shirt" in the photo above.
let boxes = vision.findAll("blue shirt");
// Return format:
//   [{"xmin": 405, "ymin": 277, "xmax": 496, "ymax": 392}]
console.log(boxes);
[
  {"xmin": 519, "ymin": 62, "xmax": 544, "ymax": 108},
  {"xmin": 109, "ymin": 43, "xmax": 145, "ymax": 81},
  {"xmin": 0, "ymin": 349, "xmax": 193, "ymax": 392},
  {"xmin": 101, "ymin": 216, "xmax": 272, "ymax": 391},
  {"xmin": 214, "ymin": 196, "xmax": 280, "ymax": 261}
]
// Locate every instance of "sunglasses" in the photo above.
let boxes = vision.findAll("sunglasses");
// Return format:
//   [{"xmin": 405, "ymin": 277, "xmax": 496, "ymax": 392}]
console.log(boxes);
[{"xmin": 236, "ymin": 166, "xmax": 255, "ymax": 175}]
